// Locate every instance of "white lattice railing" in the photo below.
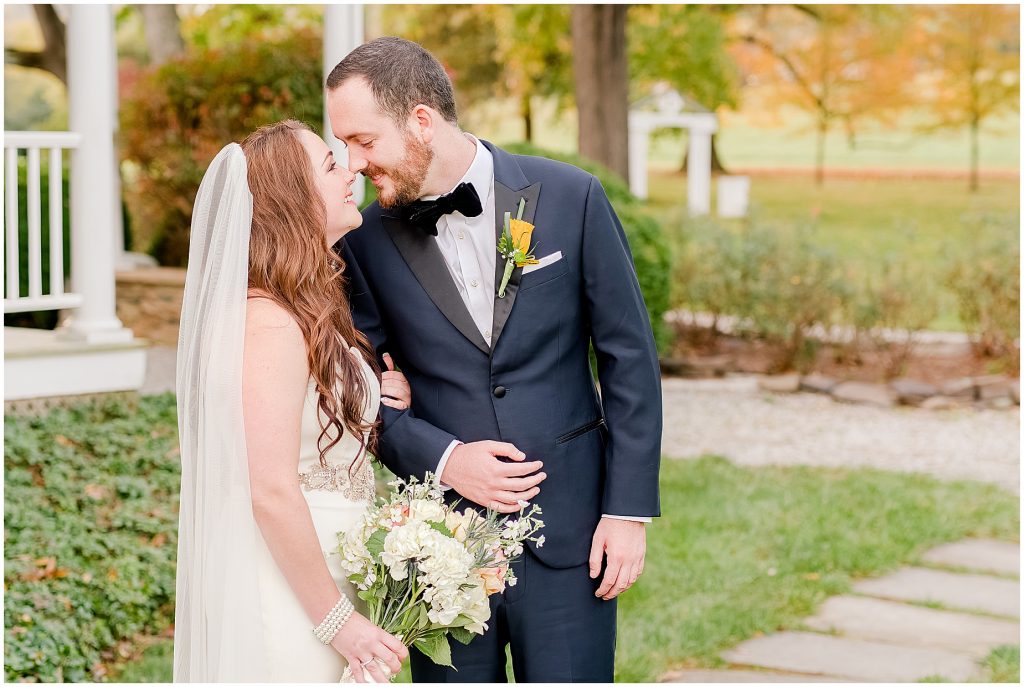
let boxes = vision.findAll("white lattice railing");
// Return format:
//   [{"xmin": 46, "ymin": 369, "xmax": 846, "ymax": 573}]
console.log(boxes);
[{"xmin": 4, "ymin": 131, "xmax": 84, "ymax": 314}]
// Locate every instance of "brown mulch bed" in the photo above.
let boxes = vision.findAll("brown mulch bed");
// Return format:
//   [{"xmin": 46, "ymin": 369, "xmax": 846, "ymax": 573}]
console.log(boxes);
[{"xmin": 669, "ymin": 323, "xmax": 1012, "ymax": 386}]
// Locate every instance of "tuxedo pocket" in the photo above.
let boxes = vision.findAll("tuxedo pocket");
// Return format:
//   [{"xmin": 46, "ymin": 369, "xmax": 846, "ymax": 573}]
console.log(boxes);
[
  {"xmin": 555, "ymin": 418, "xmax": 606, "ymax": 444},
  {"xmin": 519, "ymin": 252, "xmax": 568, "ymax": 291},
  {"xmin": 522, "ymin": 251, "xmax": 563, "ymax": 275}
]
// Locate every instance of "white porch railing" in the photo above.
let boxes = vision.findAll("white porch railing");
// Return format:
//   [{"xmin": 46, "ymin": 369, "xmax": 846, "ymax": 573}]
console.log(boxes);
[{"xmin": 4, "ymin": 131, "xmax": 84, "ymax": 314}]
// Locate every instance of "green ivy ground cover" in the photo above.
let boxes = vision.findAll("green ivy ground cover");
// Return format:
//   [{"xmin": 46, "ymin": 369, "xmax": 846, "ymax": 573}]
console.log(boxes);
[{"xmin": 5, "ymin": 394, "xmax": 179, "ymax": 682}]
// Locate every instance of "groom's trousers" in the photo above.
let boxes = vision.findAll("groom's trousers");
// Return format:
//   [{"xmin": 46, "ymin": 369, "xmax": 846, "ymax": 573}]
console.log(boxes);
[{"xmin": 410, "ymin": 547, "xmax": 617, "ymax": 682}]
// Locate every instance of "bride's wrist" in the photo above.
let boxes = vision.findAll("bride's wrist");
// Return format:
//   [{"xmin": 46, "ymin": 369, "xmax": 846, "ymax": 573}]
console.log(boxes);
[{"xmin": 313, "ymin": 594, "xmax": 354, "ymax": 645}]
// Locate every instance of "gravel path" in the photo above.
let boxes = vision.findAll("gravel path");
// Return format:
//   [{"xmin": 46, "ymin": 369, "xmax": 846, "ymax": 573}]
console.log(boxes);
[
  {"xmin": 145, "ymin": 348, "xmax": 1019, "ymax": 492},
  {"xmin": 662, "ymin": 375, "xmax": 1020, "ymax": 493}
]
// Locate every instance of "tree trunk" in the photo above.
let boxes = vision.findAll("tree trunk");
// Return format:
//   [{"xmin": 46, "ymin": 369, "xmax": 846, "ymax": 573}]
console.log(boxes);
[
  {"xmin": 140, "ymin": 4, "xmax": 183, "ymax": 66},
  {"xmin": 969, "ymin": 115, "xmax": 980, "ymax": 192},
  {"xmin": 571, "ymin": 5, "xmax": 629, "ymax": 181},
  {"xmin": 4, "ymin": 5, "xmax": 67, "ymax": 83},
  {"xmin": 815, "ymin": 114, "xmax": 827, "ymax": 186},
  {"xmin": 681, "ymin": 133, "xmax": 728, "ymax": 174},
  {"xmin": 521, "ymin": 94, "xmax": 533, "ymax": 143}
]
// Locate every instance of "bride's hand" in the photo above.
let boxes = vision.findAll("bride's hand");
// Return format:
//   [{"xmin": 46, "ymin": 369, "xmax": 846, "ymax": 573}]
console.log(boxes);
[
  {"xmin": 331, "ymin": 611, "xmax": 408, "ymax": 683},
  {"xmin": 380, "ymin": 353, "xmax": 412, "ymax": 410}
]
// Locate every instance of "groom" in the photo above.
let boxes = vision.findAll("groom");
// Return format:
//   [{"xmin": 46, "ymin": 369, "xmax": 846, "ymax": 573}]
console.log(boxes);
[{"xmin": 329, "ymin": 37, "xmax": 662, "ymax": 682}]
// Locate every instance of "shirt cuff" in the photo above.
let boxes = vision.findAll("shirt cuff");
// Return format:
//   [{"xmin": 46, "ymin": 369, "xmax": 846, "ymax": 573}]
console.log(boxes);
[
  {"xmin": 601, "ymin": 514, "xmax": 652, "ymax": 523},
  {"xmin": 435, "ymin": 440, "xmax": 462, "ymax": 491}
]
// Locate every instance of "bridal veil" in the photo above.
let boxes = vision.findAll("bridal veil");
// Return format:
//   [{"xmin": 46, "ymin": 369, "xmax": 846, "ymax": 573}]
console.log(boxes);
[{"xmin": 173, "ymin": 143, "xmax": 268, "ymax": 681}]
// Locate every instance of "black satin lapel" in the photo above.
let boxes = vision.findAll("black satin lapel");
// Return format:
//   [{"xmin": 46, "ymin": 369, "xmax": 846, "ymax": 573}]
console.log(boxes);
[
  {"xmin": 382, "ymin": 216, "xmax": 490, "ymax": 355},
  {"xmin": 490, "ymin": 182, "xmax": 542, "ymax": 352}
]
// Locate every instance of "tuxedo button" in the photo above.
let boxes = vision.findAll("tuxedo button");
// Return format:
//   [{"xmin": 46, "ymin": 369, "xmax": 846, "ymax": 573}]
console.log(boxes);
[{"xmin": 492, "ymin": 385, "xmax": 507, "ymax": 398}]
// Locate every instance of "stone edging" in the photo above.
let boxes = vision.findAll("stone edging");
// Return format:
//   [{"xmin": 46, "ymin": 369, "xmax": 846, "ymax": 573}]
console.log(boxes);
[{"xmin": 756, "ymin": 372, "xmax": 1020, "ymax": 410}]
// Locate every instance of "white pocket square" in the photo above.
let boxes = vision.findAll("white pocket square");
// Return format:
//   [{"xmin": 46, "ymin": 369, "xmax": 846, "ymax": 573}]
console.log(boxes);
[{"xmin": 522, "ymin": 251, "xmax": 563, "ymax": 275}]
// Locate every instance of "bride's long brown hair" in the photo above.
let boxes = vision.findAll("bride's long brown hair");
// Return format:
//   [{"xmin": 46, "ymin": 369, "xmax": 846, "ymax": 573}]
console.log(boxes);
[{"xmin": 241, "ymin": 119, "xmax": 378, "ymax": 469}]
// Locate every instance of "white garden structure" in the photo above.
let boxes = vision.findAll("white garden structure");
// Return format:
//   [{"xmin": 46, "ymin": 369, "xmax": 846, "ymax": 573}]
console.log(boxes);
[
  {"xmin": 4, "ymin": 4, "xmax": 365, "ymax": 403},
  {"xmin": 627, "ymin": 89, "xmax": 718, "ymax": 216}
]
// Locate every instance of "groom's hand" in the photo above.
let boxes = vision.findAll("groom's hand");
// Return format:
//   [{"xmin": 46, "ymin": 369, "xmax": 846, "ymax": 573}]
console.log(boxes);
[
  {"xmin": 442, "ymin": 441, "xmax": 546, "ymax": 513},
  {"xmin": 590, "ymin": 518, "xmax": 646, "ymax": 601}
]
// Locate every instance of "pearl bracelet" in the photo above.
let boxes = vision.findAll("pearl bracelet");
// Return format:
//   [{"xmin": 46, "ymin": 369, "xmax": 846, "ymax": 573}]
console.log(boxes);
[{"xmin": 313, "ymin": 595, "xmax": 355, "ymax": 645}]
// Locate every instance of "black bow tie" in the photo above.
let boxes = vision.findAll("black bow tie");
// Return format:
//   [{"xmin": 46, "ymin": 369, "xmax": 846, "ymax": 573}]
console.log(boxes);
[{"xmin": 399, "ymin": 182, "xmax": 483, "ymax": 236}]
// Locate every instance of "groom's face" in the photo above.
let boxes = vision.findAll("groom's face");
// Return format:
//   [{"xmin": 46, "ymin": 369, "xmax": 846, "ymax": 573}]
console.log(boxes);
[{"xmin": 327, "ymin": 77, "xmax": 433, "ymax": 209}]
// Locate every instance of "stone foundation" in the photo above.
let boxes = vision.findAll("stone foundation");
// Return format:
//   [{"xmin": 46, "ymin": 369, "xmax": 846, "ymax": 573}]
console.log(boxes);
[{"xmin": 116, "ymin": 268, "xmax": 186, "ymax": 346}]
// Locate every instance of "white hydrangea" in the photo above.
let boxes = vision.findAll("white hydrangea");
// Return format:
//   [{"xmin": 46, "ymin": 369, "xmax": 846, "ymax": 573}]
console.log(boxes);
[
  {"xmin": 381, "ymin": 520, "xmax": 432, "ymax": 580},
  {"xmin": 408, "ymin": 498, "xmax": 447, "ymax": 524},
  {"xmin": 418, "ymin": 530, "xmax": 473, "ymax": 590}
]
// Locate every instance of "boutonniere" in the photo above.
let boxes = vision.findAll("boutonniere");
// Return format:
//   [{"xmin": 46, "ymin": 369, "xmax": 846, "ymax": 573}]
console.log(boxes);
[{"xmin": 497, "ymin": 198, "xmax": 539, "ymax": 298}]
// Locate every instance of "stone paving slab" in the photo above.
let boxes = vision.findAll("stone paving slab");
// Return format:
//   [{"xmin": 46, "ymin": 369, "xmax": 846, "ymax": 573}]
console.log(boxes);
[
  {"xmin": 721, "ymin": 631, "xmax": 981, "ymax": 682},
  {"xmin": 661, "ymin": 668, "xmax": 848, "ymax": 682},
  {"xmin": 803, "ymin": 595, "xmax": 1019, "ymax": 657},
  {"xmin": 921, "ymin": 538, "xmax": 1020, "ymax": 576},
  {"xmin": 853, "ymin": 567, "xmax": 1020, "ymax": 618}
]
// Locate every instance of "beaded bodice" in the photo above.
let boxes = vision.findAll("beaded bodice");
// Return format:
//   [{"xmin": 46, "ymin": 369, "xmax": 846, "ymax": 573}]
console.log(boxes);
[{"xmin": 296, "ymin": 346, "xmax": 380, "ymax": 504}]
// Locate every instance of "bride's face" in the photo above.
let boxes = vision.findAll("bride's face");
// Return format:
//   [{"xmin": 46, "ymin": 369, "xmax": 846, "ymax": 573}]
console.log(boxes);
[{"xmin": 296, "ymin": 129, "xmax": 363, "ymax": 245}]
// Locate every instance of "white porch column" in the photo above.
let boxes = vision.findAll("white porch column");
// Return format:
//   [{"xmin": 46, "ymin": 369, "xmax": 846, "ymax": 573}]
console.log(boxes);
[
  {"xmin": 60, "ymin": 4, "xmax": 133, "ymax": 343},
  {"xmin": 686, "ymin": 115, "xmax": 718, "ymax": 217},
  {"xmin": 627, "ymin": 114, "xmax": 650, "ymax": 200},
  {"xmin": 323, "ymin": 4, "xmax": 365, "ymax": 205}
]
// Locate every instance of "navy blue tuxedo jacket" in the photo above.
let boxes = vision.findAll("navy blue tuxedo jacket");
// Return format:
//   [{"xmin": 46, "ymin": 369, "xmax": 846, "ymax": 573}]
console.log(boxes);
[{"xmin": 342, "ymin": 141, "xmax": 662, "ymax": 568}]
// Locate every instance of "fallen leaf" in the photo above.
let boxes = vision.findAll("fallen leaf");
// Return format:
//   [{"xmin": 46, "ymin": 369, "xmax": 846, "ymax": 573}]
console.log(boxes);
[{"xmin": 84, "ymin": 484, "xmax": 109, "ymax": 500}]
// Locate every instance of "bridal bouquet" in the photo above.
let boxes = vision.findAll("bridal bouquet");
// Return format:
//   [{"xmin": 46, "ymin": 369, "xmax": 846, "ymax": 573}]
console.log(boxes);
[{"xmin": 336, "ymin": 473, "xmax": 544, "ymax": 681}]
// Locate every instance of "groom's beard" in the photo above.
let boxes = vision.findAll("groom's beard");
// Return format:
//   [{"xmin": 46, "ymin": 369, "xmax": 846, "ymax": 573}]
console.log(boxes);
[{"xmin": 368, "ymin": 134, "xmax": 434, "ymax": 209}]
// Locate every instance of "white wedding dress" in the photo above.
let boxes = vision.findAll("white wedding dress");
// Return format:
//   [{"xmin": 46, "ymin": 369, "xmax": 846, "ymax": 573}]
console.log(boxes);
[
  {"xmin": 175, "ymin": 144, "xmax": 382, "ymax": 682},
  {"xmin": 252, "ymin": 347, "xmax": 381, "ymax": 682}
]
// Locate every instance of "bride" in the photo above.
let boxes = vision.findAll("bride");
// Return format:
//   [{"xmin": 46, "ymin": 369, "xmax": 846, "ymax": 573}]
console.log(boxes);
[{"xmin": 174, "ymin": 120, "xmax": 409, "ymax": 682}]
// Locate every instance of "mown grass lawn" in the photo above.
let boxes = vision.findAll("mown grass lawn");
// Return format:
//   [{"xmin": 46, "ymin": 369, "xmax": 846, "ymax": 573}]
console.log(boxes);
[{"xmin": 113, "ymin": 448, "xmax": 1018, "ymax": 682}]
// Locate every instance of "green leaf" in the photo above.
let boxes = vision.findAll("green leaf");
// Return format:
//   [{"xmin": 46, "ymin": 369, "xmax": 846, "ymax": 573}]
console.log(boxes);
[
  {"xmin": 415, "ymin": 633, "xmax": 453, "ymax": 668},
  {"xmin": 429, "ymin": 521, "xmax": 453, "ymax": 538},
  {"xmin": 449, "ymin": 626, "xmax": 477, "ymax": 646},
  {"xmin": 417, "ymin": 604, "xmax": 431, "ymax": 629},
  {"xmin": 366, "ymin": 529, "xmax": 387, "ymax": 560}
]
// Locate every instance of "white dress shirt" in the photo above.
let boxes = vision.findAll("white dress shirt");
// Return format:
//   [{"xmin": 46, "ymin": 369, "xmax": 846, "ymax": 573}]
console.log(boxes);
[{"xmin": 427, "ymin": 135, "xmax": 649, "ymax": 524}]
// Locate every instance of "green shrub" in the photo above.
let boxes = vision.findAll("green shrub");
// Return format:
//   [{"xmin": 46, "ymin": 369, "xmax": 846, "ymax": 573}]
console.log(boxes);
[
  {"xmin": 847, "ymin": 258, "xmax": 941, "ymax": 378},
  {"xmin": 675, "ymin": 221, "xmax": 852, "ymax": 371},
  {"xmin": 501, "ymin": 142, "xmax": 673, "ymax": 352},
  {"xmin": 944, "ymin": 219, "xmax": 1020, "ymax": 372},
  {"xmin": 4, "ymin": 395, "xmax": 180, "ymax": 682},
  {"xmin": 120, "ymin": 28, "xmax": 324, "ymax": 266}
]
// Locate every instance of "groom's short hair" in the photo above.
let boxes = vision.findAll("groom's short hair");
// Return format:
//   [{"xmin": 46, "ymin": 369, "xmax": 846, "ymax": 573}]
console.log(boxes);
[{"xmin": 327, "ymin": 37, "xmax": 458, "ymax": 126}]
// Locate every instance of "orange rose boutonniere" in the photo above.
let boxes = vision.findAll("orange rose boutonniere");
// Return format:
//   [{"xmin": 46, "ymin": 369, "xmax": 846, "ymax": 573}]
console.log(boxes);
[{"xmin": 497, "ymin": 198, "xmax": 539, "ymax": 298}]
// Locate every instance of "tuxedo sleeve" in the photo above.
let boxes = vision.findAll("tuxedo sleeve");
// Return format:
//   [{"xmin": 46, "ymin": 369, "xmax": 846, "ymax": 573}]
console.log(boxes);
[
  {"xmin": 581, "ymin": 177, "xmax": 662, "ymax": 518},
  {"xmin": 340, "ymin": 241, "xmax": 459, "ymax": 481}
]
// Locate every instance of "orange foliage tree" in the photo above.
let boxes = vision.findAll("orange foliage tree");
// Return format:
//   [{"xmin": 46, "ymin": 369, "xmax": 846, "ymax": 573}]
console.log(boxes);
[
  {"xmin": 911, "ymin": 4, "xmax": 1019, "ymax": 191},
  {"xmin": 729, "ymin": 4, "xmax": 915, "ymax": 184}
]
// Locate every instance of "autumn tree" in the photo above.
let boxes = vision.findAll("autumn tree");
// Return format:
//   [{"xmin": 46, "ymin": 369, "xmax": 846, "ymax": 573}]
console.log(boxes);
[
  {"xmin": 730, "ymin": 4, "xmax": 914, "ymax": 184},
  {"xmin": 380, "ymin": 5, "xmax": 571, "ymax": 142},
  {"xmin": 630, "ymin": 4, "xmax": 739, "ymax": 172},
  {"xmin": 912, "ymin": 4, "xmax": 1019, "ymax": 191},
  {"xmin": 4, "ymin": 4, "xmax": 66, "ymax": 84}
]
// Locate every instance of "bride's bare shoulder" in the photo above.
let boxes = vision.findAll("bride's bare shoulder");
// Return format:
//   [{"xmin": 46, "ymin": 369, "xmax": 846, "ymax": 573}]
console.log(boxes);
[{"xmin": 245, "ymin": 291, "xmax": 302, "ymax": 340}]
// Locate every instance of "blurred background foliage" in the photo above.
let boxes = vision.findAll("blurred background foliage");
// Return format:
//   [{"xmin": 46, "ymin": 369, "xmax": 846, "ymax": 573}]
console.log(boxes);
[{"xmin": 3, "ymin": 3, "xmax": 1019, "ymax": 357}]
